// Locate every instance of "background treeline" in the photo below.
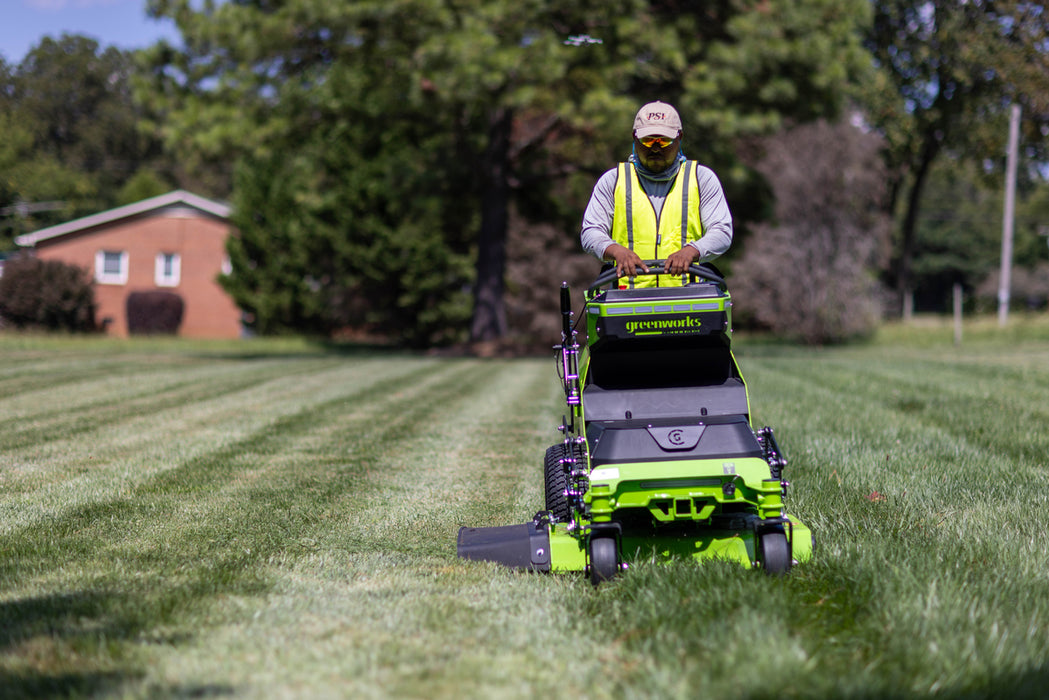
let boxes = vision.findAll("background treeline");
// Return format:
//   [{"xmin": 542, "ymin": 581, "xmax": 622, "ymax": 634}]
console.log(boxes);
[{"xmin": 1, "ymin": 0, "xmax": 1048, "ymax": 346}]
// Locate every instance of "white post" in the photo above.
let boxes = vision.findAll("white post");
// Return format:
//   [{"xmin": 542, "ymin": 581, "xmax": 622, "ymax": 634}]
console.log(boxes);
[
  {"xmin": 953, "ymin": 283, "xmax": 963, "ymax": 346},
  {"xmin": 998, "ymin": 104, "xmax": 1021, "ymax": 327}
]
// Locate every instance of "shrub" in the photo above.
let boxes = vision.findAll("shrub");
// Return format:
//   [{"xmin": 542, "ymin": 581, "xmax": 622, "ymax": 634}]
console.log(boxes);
[
  {"xmin": 731, "ymin": 119, "xmax": 892, "ymax": 344},
  {"xmin": 126, "ymin": 290, "xmax": 185, "ymax": 335},
  {"xmin": 0, "ymin": 255, "xmax": 97, "ymax": 332}
]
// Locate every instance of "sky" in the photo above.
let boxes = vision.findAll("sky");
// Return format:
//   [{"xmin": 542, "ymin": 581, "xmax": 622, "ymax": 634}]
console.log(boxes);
[{"xmin": 0, "ymin": 0, "xmax": 181, "ymax": 65}]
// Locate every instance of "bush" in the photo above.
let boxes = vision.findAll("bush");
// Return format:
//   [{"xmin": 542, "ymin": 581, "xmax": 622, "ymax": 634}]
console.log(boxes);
[
  {"xmin": 731, "ymin": 119, "xmax": 892, "ymax": 344},
  {"xmin": 0, "ymin": 255, "xmax": 97, "ymax": 332},
  {"xmin": 126, "ymin": 290, "xmax": 185, "ymax": 335}
]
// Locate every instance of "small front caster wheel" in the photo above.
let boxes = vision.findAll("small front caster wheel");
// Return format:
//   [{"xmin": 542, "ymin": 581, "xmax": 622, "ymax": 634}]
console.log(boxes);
[
  {"xmin": 759, "ymin": 531, "xmax": 791, "ymax": 575},
  {"xmin": 589, "ymin": 536, "xmax": 619, "ymax": 586}
]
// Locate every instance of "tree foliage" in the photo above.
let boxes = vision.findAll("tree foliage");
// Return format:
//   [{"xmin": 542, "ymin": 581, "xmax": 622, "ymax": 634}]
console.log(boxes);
[
  {"xmin": 14, "ymin": 2, "xmax": 1048, "ymax": 345},
  {"xmin": 911, "ymin": 154, "xmax": 1049, "ymax": 311},
  {"xmin": 0, "ymin": 35, "xmax": 172, "ymax": 249},
  {"xmin": 862, "ymin": 0, "xmax": 1049, "ymax": 308},
  {"xmin": 142, "ymin": 0, "xmax": 872, "ymax": 345}
]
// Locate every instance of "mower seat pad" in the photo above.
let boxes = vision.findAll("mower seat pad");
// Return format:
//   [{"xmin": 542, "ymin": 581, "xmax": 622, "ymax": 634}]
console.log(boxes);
[
  {"xmin": 586, "ymin": 414, "xmax": 764, "ymax": 466},
  {"xmin": 582, "ymin": 378, "xmax": 749, "ymax": 422}
]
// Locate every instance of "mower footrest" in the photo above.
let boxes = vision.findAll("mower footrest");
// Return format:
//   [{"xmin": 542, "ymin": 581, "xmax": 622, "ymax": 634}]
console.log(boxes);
[{"xmin": 457, "ymin": 521, "xmax": 551, "ymax": 571}]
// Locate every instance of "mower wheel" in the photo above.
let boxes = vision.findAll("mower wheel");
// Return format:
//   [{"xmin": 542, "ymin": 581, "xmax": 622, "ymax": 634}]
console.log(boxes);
[
  {"xmin": 759, "ymin": 531, "xmax": 791, "ymax": 575},
  {"xmin": 543, "ymin": 444, "xmax": 572, "ymax": 522},
  {"xmin": 589, "ymin": 536, "xmax": 619, "ymax": 586}
]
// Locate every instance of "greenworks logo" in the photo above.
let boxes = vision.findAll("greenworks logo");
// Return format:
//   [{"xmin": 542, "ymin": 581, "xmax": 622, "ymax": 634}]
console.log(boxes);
[{"xmin": 624, "ymin": 316, "xmax": 703, "ymax": 335}]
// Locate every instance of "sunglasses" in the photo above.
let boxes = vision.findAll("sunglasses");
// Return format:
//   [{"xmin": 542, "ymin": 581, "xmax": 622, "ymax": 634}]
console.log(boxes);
[{"xmin": 638, "ymin": 135, "xmax": 675, "ymax": 148}]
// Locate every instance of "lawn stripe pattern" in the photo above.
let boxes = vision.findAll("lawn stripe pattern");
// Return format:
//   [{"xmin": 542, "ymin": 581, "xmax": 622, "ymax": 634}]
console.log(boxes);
[{"xmin": 3, "ymin": 338, "xmax": 1049, "ymax": 698}]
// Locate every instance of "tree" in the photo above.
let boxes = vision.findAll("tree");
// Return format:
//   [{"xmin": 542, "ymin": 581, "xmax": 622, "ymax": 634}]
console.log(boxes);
[
  {"xmin": 0, "ymin": 35, "xmax": 172, "ymax": 248},
  {"xmin": 143, "ymin": 0, "xmax": 483, "ymax": 344},
  {"xmin": 220, "ymin": 124, "xmax": 475, "ymax": 345},
  {"xmin": 143, "ymin": 0, "xmax": 872, "ymax": 345},
  {"xmin": 732, "ymin": 119, "xmax": 891, "ymax": 343},
  {"xmin": 908, "ymin": 158, "xmax": 1003, "ymax": 310},
  {"xmin": 411, "ymin": 0, "xmax": 874, "ymax": 341},
  {"xmin": 862, "ymin": 0, "xmax": 1049, "ymax": 312},
  {"xmin": 0, "ymin": 107, "xmax": 94, "ymax": 251}
]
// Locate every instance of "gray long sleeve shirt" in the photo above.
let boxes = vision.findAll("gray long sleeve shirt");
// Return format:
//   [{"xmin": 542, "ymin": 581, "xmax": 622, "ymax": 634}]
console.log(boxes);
[{"xmin": 580, "ymin": 162, "xmax": 733, "ymax": 262}]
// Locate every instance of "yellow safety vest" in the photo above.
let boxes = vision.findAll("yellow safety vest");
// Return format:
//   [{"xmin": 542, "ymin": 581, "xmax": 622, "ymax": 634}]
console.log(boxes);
[{"xmin": 611, "ymin": 160, "xmax": 703, "ymax": 288}]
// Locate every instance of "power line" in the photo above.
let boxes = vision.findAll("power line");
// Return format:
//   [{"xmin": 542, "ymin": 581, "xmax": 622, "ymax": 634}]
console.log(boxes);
[{"xmin": 0, "ymin": 200, "xmax": 67, "ymax": 217}]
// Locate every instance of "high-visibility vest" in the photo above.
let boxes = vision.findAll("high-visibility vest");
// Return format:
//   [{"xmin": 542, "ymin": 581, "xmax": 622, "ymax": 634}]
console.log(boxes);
[{"xmin": 611, "ymin": 160, "xmax": 703, "ymax": 288}]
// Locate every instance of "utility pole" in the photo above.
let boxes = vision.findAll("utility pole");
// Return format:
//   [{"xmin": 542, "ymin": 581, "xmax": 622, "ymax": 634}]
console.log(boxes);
[{"xmin": 998, "ymin": 104, "xmax": 1021, "ymax": 327}]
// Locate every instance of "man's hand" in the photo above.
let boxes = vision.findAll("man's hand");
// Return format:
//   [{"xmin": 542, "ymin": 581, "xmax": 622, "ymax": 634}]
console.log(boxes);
[
  {"xmin": 665, "ymin": 246, "xmax": 700, "ymax": 275},
  {"xmin": 604, "ymin": 243, "xmax": 649, "ymax": 279}
]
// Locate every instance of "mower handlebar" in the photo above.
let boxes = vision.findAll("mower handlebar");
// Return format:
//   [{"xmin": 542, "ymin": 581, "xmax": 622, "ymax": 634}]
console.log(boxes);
[{"xmin": 587, "ymin": 260, "xmax": 725, "ymax": 292}]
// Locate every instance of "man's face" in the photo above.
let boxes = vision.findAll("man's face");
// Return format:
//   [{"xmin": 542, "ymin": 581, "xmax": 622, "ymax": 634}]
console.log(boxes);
[{"xmin": 634, "ymin": 133, "xmax": 681, "ymax": 172}]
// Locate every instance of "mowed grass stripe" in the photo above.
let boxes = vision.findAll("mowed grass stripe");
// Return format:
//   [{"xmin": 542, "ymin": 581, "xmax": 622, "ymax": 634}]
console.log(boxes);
[
  {"xmin": 0, "ymin": 357, "xmax": 431, "ymax": 514},
  {"xmin": 744, "ymin": 350, "xmax": 1049, "ymax": 535},
  {"xmin": 565, "ymin": 345, "xmax": 1049, "ymax": 699},
  {"xmin": 0, "ymin": 365, "xmax": 562, "ymax": 642},
  {"xmin": 0, "ymin": 358, "xmax": 353, "ymax": 451},
  {"xmin": 0, "ymin": 355, "xmax": 320, "ymax": 419},
  {"xmin": 7, "ymin": 341, "xmax": 1049, "ymax": 699},
  {"xmin": 745, "ymin": 349, "xmax": 1049, "ymax": 474},
  {"xmin": 137, "ymin": 359, "xmax": 613, "ymax": 698},
  {"xmin": 1, "ymin": 357, "xmax": 466, "ymax": 578},
  {"xmin": 751, "ymin": 353, "xmax": 1049, "ymax": 548},
  {"xmin": 1, "ymin": 358, "xmax": 562, "ymax": 697},
  {"xmin": 320, "ymin": 357, "xmax": 560, "ymax": 556},
  {"xmin": 0, "ymin": 355, "xmax": 146, "ymax": 399},
  {"xmin": 730, "ymin": 348, "xmax": 1049, "ymax": 697}
]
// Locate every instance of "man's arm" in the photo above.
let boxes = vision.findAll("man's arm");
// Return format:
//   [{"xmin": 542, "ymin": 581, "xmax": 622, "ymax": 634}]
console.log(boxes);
[
  {"xmin": 580, "ymin": 169, "xmax": 650, "ymax": 278},
  {"xmin": 580, "ymin": 168, "xmax": 618, "ymax": 260}
]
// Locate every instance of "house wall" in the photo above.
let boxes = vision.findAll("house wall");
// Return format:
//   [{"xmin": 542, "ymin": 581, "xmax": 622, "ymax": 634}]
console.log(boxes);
[{"xmin": 34, "ymin": 209, "xmax": 242, "ymax": 339}]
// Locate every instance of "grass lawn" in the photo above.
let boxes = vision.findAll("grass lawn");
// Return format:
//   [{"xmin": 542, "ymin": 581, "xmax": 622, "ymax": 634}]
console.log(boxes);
[{"xmin": 2, "ymin": 319, "xmax": 1049, "ymax": 698}]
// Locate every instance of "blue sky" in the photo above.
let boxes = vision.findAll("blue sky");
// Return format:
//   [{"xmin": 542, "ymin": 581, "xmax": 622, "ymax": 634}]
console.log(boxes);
[{"xmin": 1, "ymin": 0, "xmax": 181, "ymax": 65}]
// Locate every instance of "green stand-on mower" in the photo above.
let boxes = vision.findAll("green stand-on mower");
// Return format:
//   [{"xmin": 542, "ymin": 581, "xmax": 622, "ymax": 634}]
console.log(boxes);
[{"xmin": 458, "ymin": 262, "xmax": 813, "ymax": 584}]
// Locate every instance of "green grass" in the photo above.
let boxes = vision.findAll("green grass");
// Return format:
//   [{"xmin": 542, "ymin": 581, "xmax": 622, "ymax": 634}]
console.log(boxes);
[{"xmin": 2, "ymin": 324, "xmax": 1049, "ymax": 698}]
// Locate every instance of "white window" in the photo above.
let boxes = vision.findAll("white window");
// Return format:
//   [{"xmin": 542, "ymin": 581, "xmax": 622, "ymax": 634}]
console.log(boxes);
[
  {"xmin": 95, "ymin": 250, "xmax": 128, "ymax": 285},
  {"xmin": 155, "ymin": 252, "xmax": 181, "ymax": 287}
]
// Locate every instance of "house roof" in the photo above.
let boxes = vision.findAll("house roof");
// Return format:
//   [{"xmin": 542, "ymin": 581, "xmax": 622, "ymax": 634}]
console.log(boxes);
[{"xmin": 14, "ymin": 190, "xmax": 231, "ymax": 248}]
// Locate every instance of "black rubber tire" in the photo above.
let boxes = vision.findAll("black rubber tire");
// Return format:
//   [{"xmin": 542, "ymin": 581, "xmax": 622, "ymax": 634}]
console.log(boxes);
[
  {"xmin": 759, "ymin": 531, "xmax": 792, "ymax": 575},
  {"xmin": 589, "ymin": 536, "xmax": 619, "ymax": 586},
  {"xmin": 544, "ymin": 444, "xmax": 572, "ymax": 522}
]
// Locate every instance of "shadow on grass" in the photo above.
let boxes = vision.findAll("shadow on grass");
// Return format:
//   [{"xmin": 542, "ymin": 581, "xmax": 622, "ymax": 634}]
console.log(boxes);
[
  {"xmin": 1, "ymin": 670, "xmax": 235, "ymax": 700},
  {"xmin": 186, "ymin": 337, "xmax": 419, "ymax": 361},
  {"xmin": 0, "ymin": 591, "xmax": 242, "ymax": 698},
  {"xmin": 0, "ymin": 591, "xmax": 140, "ymax": 698},
  {"xmin": 0, "ymin": 670, "xmax": 130, "ymax": 700}
]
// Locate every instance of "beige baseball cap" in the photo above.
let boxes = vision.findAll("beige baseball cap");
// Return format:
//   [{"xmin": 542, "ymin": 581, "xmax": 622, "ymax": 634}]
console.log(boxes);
[{"xmin": 633, "ymin": 101, "xmax": 682, "ymax": 138}]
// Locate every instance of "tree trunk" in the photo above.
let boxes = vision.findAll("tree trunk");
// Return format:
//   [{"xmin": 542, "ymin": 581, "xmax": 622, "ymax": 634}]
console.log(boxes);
[
  {"xmin": 895, "ymin": 129, "xmax": 941, "ymax": 315},
  {"xmin": 469, "ymin": 106, "xmax": 513, "ymax": 343}
]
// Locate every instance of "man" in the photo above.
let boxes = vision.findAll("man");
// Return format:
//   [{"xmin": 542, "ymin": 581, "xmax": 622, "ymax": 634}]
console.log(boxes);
[{"xmin": 580, "ymin": 101, "xmax": 733, "ymax": 287}]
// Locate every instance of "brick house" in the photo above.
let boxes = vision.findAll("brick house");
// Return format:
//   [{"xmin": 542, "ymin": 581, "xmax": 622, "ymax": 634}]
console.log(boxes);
[{"xmin": 15, "ymin": 190, "xmax": 243, "ymax": 338}]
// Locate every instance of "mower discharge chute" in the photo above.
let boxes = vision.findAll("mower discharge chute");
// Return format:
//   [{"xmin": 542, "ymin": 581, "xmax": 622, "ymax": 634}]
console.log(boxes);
[{"xmin": 457, "ymin": 262, "xmax": 813, "ymax": 584}]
